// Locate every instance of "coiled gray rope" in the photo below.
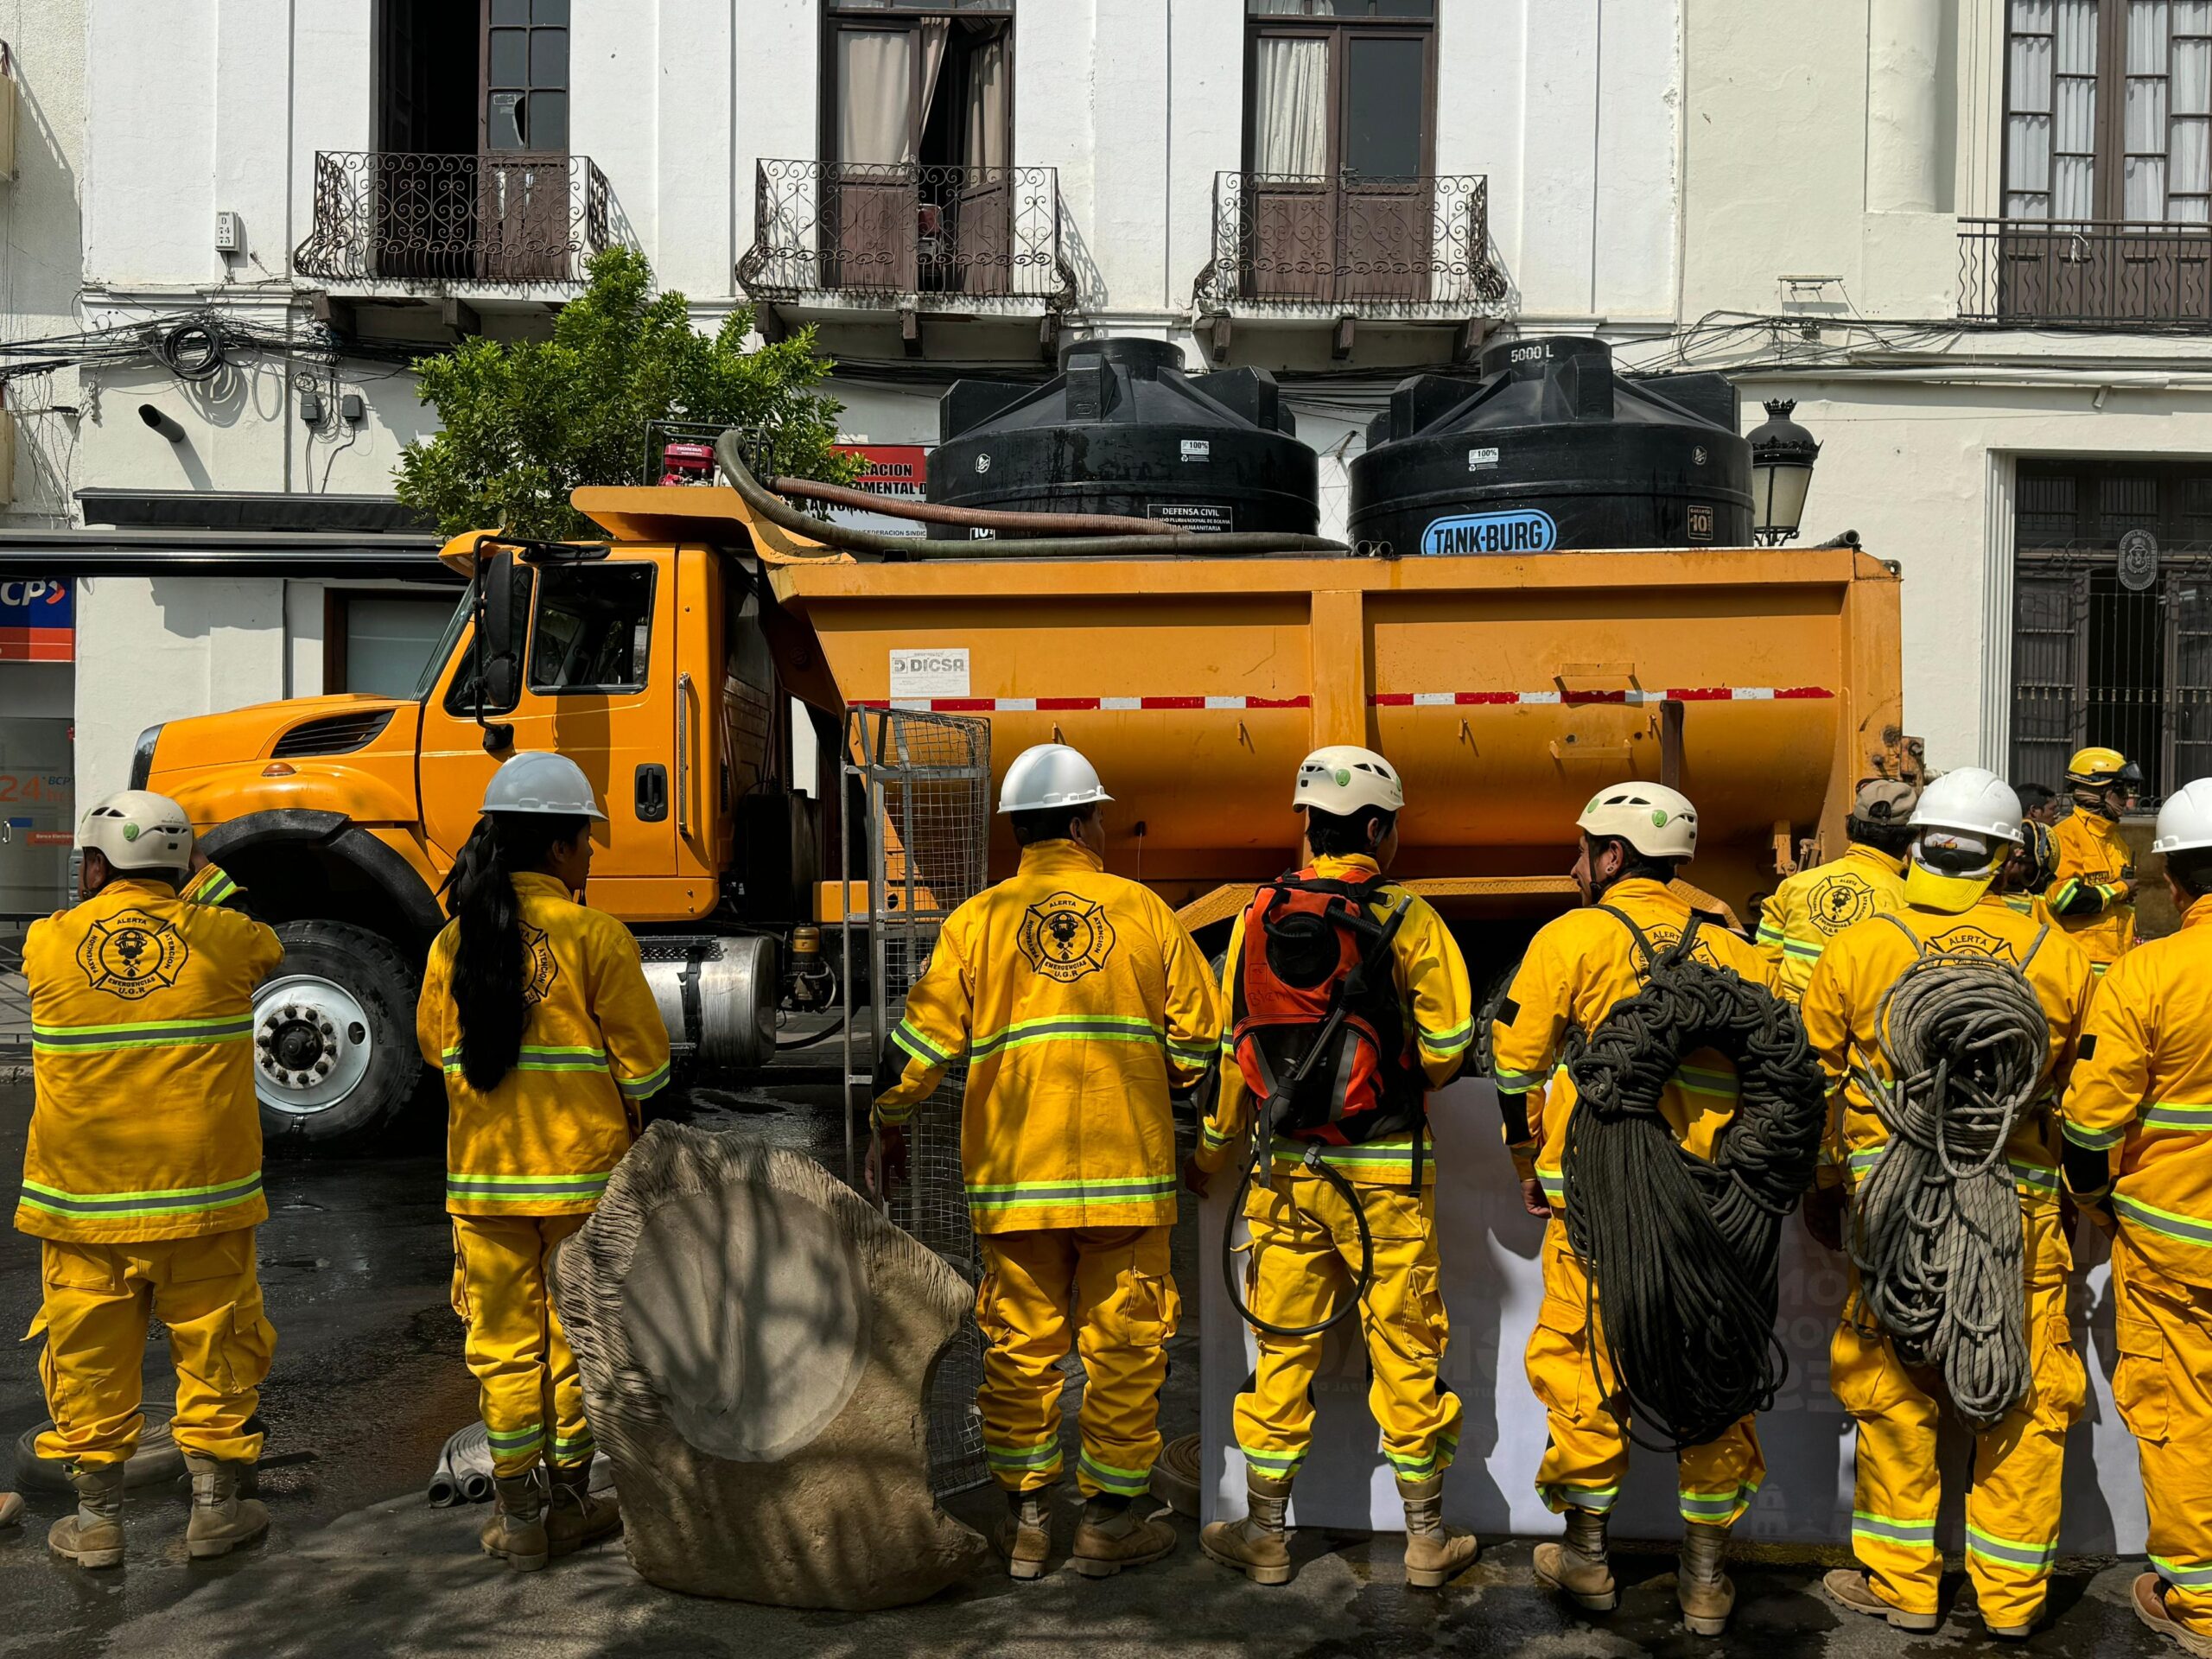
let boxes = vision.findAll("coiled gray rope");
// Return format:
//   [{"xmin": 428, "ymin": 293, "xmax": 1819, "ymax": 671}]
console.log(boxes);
[{"xmin": 1849, "ymin": 944, "xmax": 2048, "ymax": 1430}]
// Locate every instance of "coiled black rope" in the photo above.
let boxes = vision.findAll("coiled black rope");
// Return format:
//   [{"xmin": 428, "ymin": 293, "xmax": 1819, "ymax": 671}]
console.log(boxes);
[
  {"xmin": 1850, "ymin": 943, "xmax": 2047, "ymax": 1430},
  {"xmin": 1561, "ymin": 927, "xmax": 1827, "ymax": 1452}
]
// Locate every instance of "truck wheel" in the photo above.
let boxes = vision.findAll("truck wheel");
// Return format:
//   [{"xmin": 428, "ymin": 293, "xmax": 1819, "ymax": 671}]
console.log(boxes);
[{"xmin": 254, "ymin": 920, "xmax": 423, "ymax": 1148}]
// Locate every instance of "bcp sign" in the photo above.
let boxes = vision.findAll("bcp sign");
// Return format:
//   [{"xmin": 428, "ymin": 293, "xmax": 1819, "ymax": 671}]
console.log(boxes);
[{"xmin": 0, "ymin": 578, "xmax": 72, "ymax": 662}]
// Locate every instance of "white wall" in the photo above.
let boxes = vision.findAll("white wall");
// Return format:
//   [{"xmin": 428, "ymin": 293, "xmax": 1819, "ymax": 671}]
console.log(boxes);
[{"xmin": 0, "ymin": 0, "xmax": 89, "ymax": 524}]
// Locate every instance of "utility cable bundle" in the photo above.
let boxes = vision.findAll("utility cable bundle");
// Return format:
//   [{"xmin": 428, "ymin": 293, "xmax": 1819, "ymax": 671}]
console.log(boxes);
[
  {"xmin": 1850, "ymin": 943, "xmax": 2049, "ymax": 1430},
  {"xmin": 1561, "ymin": 925, "xmax": 1827, "ymax": 1450}
]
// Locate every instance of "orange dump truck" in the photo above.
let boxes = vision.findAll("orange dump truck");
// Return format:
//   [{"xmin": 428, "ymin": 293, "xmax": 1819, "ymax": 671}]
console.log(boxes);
[{"xmin": 136, "ymin": 480, "xmax": 1911, "ymax": 1148}]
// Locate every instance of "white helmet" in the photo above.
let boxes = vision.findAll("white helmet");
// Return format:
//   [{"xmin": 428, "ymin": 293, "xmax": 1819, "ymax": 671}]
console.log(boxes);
[
  {"xmin": 1909, "ymin": 766, "xmax": 2022, "ymax": 846},
  {"xmin": 78, "ymin": 789, "xmax": 194, "ymax": 874},
  {"xmin": 2154, "ymin": 777, "xmax": 2212, "ymax": 855},
  {"xmin": 1294, "ymin": 746, "xmax": 1405, "ymax": 816},
  {"xmin": 1576, "ymin": 781, "xmax": 1699, "ymax": 861},
  {"xmin": 999, "ymin": 743, "xmax": 1111, "ymax": 815},
  {"xmin": 482, "ymin": 751, "xmax": 607, "ymax": 819}
]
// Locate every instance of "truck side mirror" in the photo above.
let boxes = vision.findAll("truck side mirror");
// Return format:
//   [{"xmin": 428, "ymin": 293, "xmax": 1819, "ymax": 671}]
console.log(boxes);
[{"xmin": 473, "ymin": 545, "xmax": 523, "ymax": 751}]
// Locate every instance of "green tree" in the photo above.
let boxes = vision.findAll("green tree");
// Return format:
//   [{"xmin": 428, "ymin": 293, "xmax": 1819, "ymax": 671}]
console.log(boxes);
[{"xmin": 395, "ymin": 245, "xmax": 858, "ymax": 539}]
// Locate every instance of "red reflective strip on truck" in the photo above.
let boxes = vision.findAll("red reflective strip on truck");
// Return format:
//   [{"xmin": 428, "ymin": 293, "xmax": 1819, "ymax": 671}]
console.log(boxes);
[{"xmin": 850, "ymin": 688, "xmax": 1833, "ymax": 712}]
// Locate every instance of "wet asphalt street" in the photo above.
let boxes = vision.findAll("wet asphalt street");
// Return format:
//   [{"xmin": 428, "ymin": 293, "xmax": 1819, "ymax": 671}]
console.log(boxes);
[{"xmin": 0, "ymin": 1072, "xmax": 2179, "ymax": 1658}]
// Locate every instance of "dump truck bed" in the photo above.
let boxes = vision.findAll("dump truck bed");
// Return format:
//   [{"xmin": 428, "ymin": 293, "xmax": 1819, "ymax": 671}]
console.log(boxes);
[{"xmin": 771, "ymin": 544, "xmax": 1906, "ymax": 924}]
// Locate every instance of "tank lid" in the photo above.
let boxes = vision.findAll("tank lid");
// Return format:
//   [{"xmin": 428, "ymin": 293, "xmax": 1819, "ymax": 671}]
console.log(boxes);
[
  {"xmin": 1371, "ymin": 334, "xmax": 1743, "ymax": 448},
  {"xmin": 941, "ymin": 334, "xmax": 1298, "ymax": 442}
]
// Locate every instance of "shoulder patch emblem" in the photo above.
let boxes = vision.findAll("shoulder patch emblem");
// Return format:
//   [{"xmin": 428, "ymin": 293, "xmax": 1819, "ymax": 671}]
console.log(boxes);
[
  {"xmin": 1018, "ymin": 891, "xmax": 1116, "ymax": 983},
  {"xmin": 77, "ymin": 909, "xmax": 189, "ymax": 999},
  {"xmin": 1809, "ymin": 873, "xmax": 1877, "ymax": 934},
  {"xmin": 519, "ymin": 921, "xmax": 559, "ymax": 1007}
]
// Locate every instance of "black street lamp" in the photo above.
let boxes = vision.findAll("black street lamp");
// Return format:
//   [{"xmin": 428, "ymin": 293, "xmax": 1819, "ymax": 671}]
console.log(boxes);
[{"xmin": 1747, "ymin": 398, "xmax": 1821, "ymax": 547}]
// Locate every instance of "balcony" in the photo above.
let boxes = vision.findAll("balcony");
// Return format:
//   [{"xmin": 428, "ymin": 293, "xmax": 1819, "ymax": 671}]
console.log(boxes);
[
  {"xmin": 1192, "ymin": 170, "xmax": 1507, "ymax": 341},
  {"xmin": 737, "ymin": 161, "xmax": 1074, "ymax": 339},
  {"xmin": 1960, "ymin": 217, "xmax": 2212, "ymax": 329},
  {"xmin": 293, "ymin": 151, "xmax": 610, "ymax": 290}
]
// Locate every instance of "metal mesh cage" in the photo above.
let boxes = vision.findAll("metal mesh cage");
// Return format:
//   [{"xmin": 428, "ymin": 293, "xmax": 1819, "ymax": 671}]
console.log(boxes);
[{"xmin": 841, "ymin": 708, "xmax": 993, "ymax": 1495}]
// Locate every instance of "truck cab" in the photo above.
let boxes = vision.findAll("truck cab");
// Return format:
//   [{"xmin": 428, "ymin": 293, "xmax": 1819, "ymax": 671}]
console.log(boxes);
[{"xmin": 140, "ymin": 489, "xmax": 836, "ymax": 1147}]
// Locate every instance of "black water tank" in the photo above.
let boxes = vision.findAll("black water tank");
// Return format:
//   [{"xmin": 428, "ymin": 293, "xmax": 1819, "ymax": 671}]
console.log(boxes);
[
  {"xmin": 931, "ymin": 337, "xmax": 1319, "ymax": 536},
  {"xmin": 1349, "ymin": 335, "xmax": 1750, "ymax": 555}
]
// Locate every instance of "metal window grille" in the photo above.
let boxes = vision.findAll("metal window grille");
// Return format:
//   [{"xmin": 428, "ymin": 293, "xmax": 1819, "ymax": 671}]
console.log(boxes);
[{"xmin": 840, "ymin": 708, "xmax": 993, "ymax": 1494}]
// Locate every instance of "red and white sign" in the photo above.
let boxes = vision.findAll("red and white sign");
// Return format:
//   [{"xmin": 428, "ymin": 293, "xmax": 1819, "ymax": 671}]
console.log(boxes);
[{"xmin": 830, "ymin": 443, "xmax": 931, "ymax": 539}]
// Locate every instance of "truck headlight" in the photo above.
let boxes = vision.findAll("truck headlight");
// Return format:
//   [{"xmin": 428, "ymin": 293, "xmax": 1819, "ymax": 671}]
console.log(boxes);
[{"xmin": 130, "ymin": 724, "xmax": 163, "ymax": 791}]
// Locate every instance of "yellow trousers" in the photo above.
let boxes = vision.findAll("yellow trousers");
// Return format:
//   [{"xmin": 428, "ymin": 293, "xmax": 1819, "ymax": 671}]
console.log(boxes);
[
  {"xmin": 1524, "ymin": 1221, "xmax": 1764, "ymax": 1526},
  {"xmin": 451, "ymin": 1213, "xmax": 593, "ymax": 1477},
  {"xmin": 1232, "ymin": 1172, "xmax": 1463, "ymax": 1484},
  {"xmin": 1830, "ymin": 1205, "xmax": 2084, "ymax": 1628},
  {"xmin": 976, "ymin": 1225, "xmax": 1178, "ymax": 1497},
  {"xmin": 2112, "ymin": 1242, "xmax": 2212, "ymax": 1637},
  {"xmin": 30, "ymin": 1228, "xmax": 274, "ymax": 1468}
]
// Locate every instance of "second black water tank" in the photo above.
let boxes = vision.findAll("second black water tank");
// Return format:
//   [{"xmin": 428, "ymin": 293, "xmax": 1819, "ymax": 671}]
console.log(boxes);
[
  {"xmin": 931, "ymin": 337, "xmax": 1319, "ymax": 537},
  {"xmin": 1349, "ymin": 335, "xmax": 1751, "ymax": 555}
]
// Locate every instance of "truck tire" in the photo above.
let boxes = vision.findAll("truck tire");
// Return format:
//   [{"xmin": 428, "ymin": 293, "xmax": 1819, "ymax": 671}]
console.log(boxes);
[{"xmin": 253, "ymin": 919, "xmax": 423, "ymax": 1149}]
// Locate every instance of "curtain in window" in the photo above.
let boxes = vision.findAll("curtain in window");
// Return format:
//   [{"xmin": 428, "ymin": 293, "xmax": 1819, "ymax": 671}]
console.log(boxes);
[
  {"xmin": 916, "ymin": 20, "xmax": 949, "ymax": 156},
  {"xmin": 838, "ymin": 29, "xmax": 917, "ymax": 165},
  {"xmin": 2127, "ymin": 0, "xmax": 2171, "ymax": 218},
  {"xmin": 963, "ymin": 32, "xmax": 1009, "ymax": 171},
  {"xmin": 2174, "ymin": 0, "xmax": 2212, "ymax": 216},
  {"xmin": 1254, "ymin": 35, "xmax": 1329, "ymax": 175},
  {"xmin": 2009, "ymin": 2, "xmax": 2054, "ymax": 218},
  {"xmin": 2056, "ymin": 0, "xmax": 2101, "ymax": 219}
]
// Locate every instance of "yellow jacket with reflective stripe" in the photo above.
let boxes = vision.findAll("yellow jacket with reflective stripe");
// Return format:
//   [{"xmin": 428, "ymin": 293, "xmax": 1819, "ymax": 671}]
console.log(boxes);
[
  {"xmin": 2063, "ymin": 894, "xmax": 2212, "ymax": 1288},
  {"xmin": 2047, "ymin": 809, "xmax": 2136, "ymax": 966},
  {"xmin": 18, "ymin": 875, "xmax": 283, "ymax": 1243},
  {"xmin": 1192, "ymin": 854, "xmax": 1475, "ymax": 1188},
  {"xmin": 1799, "ymin": 890, "xmax": 2093, "ymax": 1205},
  {"xmin": 1754, "ymin": 844, "xmax": 1907, "ymax": 1001},
  {"xmin": 872, "ymin": 840, "xmax": 1222, "ymax": 1232},
  {"xmin": 1490, "ymin": 879, "xmax": 1778, "ymax": 1211},
  {"xmin": 417, "ymin": 874, "xmax": 671, "ymax": 1217}
]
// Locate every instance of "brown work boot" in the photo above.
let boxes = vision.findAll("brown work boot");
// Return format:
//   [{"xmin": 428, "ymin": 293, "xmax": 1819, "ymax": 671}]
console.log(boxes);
[
  {"xmin": 1676, "ymin": 1521, "xmax": 1736, "ymax": 1636},
  {"xmin": 182, "ymin": 1453, "xmax": 270, "ymax": 1560},
  {"xmin": 1200, "ymin": 1471, "xmax": 1294, "ymax": 1586},
  {"xmin": 1823, "ymin": 1567, "xmax": 1940, "ymax": 1632},
  {"xmin": 1397, "ymin": 1473, "xmax": 1478, "ymax": 1588},
  {"xmin": 994, "ymin": 1489, "xmax": 1052, "ymax": 1580},
  {"xmin": 2136, "ymin": 1572, "xmax": 2212, "ymax": 1656},
  {"xmin": 1071, "ymin": 1494, "xmax": 1175, "ymax": 1579},
  {"xmin": 546, "ymin": 1460, "xmax": 621, "ymax": 1558},
  {"xmin": 480, "ymin": 1472, "xmax": 549, "ymax": 1571},
  {"xmin": 1533, "ymin": 1506, "xmax": 1618, "ymax": 1612},
  {"xmin": 48, "ymin": 1462, "xmax": 126, "ymax": 1570},
  {"xmin": 0, "ymin": 1491, "xmax": 22, "ymax": 1528}
]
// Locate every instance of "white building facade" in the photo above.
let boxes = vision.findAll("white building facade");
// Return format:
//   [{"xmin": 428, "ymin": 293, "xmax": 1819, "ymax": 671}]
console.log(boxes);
[
  {"xmin": 1671, "ymin": 0, "xmax": 2212, "ymax": 797},
  {"xmin": 24, "ymin": 1, "xmax": 2204, "ymax": 902}
]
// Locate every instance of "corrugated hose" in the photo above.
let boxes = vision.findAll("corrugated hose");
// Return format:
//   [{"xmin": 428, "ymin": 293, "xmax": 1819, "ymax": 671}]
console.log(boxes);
[
  {"xmin": 1850, "ymin": 944, "xmax": 2049, "ymax": 1430},
  {"xmin": 1561, "ymin": 930, "xmax": 1827, "ymax": 1452}
]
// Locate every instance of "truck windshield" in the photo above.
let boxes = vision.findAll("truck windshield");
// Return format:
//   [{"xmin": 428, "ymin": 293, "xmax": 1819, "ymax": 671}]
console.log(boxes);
[{"xmin": 412, "ymin": 584, "xmax": 474, "ymax": 702}]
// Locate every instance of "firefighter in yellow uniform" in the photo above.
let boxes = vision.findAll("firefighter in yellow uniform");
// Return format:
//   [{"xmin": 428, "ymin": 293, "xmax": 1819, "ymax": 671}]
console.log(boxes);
[
  {"xmin": 2000, "ymin": 817, "xmax": 2063, "ymax": 928},
  {"xmin": 871, "ymin": 743, "xmax": 1220, "ymax": 1581},
  {"xmin": 2063, "ymin": 777, "xmax": 2212, "ymax": 1657},
  {"xmin": 19, "ymin": 791, "xmax": 283, "ymax": 1567},
  {"xmin": 2047, "ymin": 747, "xmax": 2144, "ymax": 969},
  {"xmin": 1801, "ymin": 768, "xmax": 2094, "ymax": 1640},
  {"xmin": 1490, "ymin": 781, "xmax": 1779, "ymax": 1636},
  {"xmin": 1192, "ymin": 747, "xmax": 1478, "ymax": 1591},
  {"xmin": 1754, "ymin": 779, "xmax": 1916, "ymax": 1001},
  {"xmin": 416, "ymin": 753, "xmax": 671, "ymax": 1571}
]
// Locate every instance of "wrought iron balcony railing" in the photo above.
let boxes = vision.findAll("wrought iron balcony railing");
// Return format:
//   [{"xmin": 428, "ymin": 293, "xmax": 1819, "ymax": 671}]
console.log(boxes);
[
  {"xmin": 293, "ymin": 151, "xmax": 610, "ymax": 287},
  {"xmin": 737, "ymin": 160, "xmax": 1072, "ymax": 307},
  {"xmin": 1960, "ymin": 217, "xmax": 2212, "ymax": 328},
  {"xmin": 1193, "ymin": 170, "xmax": 1506, "ymax": 314}
]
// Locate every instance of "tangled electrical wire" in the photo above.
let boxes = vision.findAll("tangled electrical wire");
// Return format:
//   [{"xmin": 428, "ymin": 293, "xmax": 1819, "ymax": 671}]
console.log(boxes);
[
  {"xmin": 1561, "ymin": 931, "xmax": 1826, "ymax": 1452},
  {"xmin": 1850, "ymin": 944, "xmax": 2049, "ymax": 1430}
]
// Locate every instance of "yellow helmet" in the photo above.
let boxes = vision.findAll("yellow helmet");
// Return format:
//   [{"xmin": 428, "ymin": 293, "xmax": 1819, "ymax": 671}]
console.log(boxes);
[{"xmin": 2064, "ymin": 747, "xmax": 2143, "ymax": 791}]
